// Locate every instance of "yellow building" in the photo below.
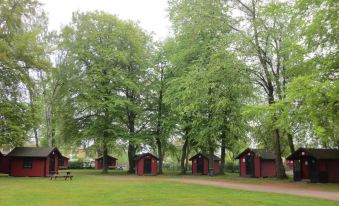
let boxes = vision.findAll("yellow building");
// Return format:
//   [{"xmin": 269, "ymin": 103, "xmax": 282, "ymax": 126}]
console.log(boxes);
[{"xmin": 78, "ymin": 148, "xmax": 87, "ymax": 159}]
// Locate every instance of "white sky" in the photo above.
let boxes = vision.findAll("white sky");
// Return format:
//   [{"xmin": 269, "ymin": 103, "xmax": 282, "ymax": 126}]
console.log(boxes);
[{"xmin": 39, "ymin": 0, "xmax": 171, "ymax": 41}]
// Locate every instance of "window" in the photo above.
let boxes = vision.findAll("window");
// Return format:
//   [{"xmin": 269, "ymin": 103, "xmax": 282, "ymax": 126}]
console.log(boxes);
[
  {"xmin": 23, "ymin": 158, "xmax": 33, "ymax": 168},
  {"xmin": 59, "ymin": 158, "xmax": 64, "ymax": 166}
]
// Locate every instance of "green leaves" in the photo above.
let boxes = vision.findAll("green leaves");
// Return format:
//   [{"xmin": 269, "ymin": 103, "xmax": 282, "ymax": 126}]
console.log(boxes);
[
  {"xmin": 0, "ymin": 0, "xmax": 50, "ymax": 147},
  {"xmin": 165, "ymin": 0, "xmax": 251, "ymax": 153},
  {"xmin": 55, "ymin": 11, "xmax": 153, "ymax": 154}
]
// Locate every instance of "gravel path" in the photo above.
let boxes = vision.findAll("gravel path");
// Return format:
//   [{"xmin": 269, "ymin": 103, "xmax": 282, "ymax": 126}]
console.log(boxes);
[{"xmin": 169, "ymin": 178, "xmax": 339, "ymax": 201}]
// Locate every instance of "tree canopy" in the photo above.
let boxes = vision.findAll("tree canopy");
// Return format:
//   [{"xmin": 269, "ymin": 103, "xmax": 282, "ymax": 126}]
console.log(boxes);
[{"xmin": 0, "ymin": 0, "xmax": 337, "ymax": 175}]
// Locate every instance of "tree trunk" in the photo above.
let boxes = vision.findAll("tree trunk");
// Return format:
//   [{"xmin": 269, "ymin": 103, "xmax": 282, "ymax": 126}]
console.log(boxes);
[
  {"xmin": 287, "ymin": 132, "xmax": 295, "ymax": 153},
  {"xmin": 185, "ymin": 142, "xmax": 190, "ymax": 172},
  {"xmin": 156, "ymin": 67, "xmax": 164, "ymax": 174},
  {"xmin": 220, "ymin": 130, "xmax": 226, "ymax": 174},
  {"xmin": 28, "ymin": 86, "xmax": 39, "ymax": 148},
  {"xmin": 180, "ymin": 130, "xmax": 189, "ymax": 174},
  {"xmin": 231, "ymin": 152, "xmax": 235, "ymax": 173},
  {"xmin": 208, "ymin": 147, "xmax": 214, "ymax": 176},
  {"xmin": 33, "ymin": 128, "xmax": 39, "ymax": 147},
  {"xmin": 127, "ymin": 109, "xmax": 137, "ymax": 173},
  {"xmin": 156, "ymin": 138, "xmax": 163, "ymax": 174},
  {"xmin": 128, "ymin": 143, "xmax": 136, "ymax": 173},
  {"xmin": 273, "ymin": 128, "xmax": 288, "ymax": 179},
  {"xmin": 46, "ymin": 104, "xmax": 53, "ymax": 147},
  {"xmin": 102, "ymin": 141, "xmax": 108, "ymax": 174}
]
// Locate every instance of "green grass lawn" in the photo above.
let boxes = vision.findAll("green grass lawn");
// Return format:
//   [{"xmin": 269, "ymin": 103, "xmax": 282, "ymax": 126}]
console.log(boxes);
[
  {"xmin": 0, "ymin": 170, "xmax": 338, "ymax": 206},
  {"xmin": 69, "ymin": 169, "xmax": 339, "ymax": 193}
]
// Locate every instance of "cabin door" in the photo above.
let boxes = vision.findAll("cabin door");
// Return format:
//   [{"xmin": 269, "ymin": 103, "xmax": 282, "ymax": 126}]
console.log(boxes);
[
  {"xmin": 144, "ymin": 158, "xmax": 152, "ymax": 174},
  {"xmin": 318, "ymin": 160, "xmax": 328, "ymax": 183},
  {"xmin": 197, "ymin": 157, "xmax": 204, "ymax": 174},
  {"xmin": 49, "ymin": 155, "xmax": 55, "ymax": 175},
  {"xmin": 301, "ymin": 157, "xmax": 310, "ymax": 179},
  {"xmin": 245, "ymin": 155, "xmax": 254, "ymax": 176},
  {"xmin": 309, "ymin": 157, "xmax": 318, "ymax": 182},
  {"xmin": 293, "ymin": 160, "xmax": 301, "ymax": 181}
]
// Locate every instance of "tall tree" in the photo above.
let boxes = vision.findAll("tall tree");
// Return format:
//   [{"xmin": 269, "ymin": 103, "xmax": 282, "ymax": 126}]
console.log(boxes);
[
  {"xmin": 0, "ymin": 0, "xmax": 50, "ymax": 147},
  {"xmin": 280, "ymin": 0, "xmax": 339, "ymax": 148},
  {"xmin": 58, "ymin": 11, "xmax": 151, "ymax": 173},
  {"xmin": 167, "ymin": 0, "xmax": 251, "ymax": 175},
  {"xmin": 230, "ymin": 0, "xmax": 307, "ymax": 178}
]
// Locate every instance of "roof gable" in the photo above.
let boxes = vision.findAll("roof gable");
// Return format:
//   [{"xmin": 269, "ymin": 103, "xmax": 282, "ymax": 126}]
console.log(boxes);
[
  {"xmin": 286, "ymin": 148, "xmax": 339, "ymax": 160},
  {"xmin": 235, "ymin": 148, "xmax": 275, "ymax": 160},
  {"xmin": 134, "ymin": 153, "xmax": 159, "ymax": 161},
  {"xmin": 95, "ymin": 155, "xmax": 118, "ymax": 160},
  {"xmin": 7, "ymin": 147, "xmax": 61, "ymax": 158},
  {"xmin": 189, "ymin": 153, "xmax": 221, "ymax": 161}
]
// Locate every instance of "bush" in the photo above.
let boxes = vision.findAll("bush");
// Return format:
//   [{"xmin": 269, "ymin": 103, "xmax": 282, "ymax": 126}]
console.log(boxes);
[{"xmin": 68, "ymin": 160, "xmax": 84, "ymax": 169}]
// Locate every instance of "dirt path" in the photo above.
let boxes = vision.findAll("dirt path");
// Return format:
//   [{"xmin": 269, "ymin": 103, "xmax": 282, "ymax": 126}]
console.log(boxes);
[
  {"xmin": 94, "ymin": 175, "xmax": 339, "ymax": 201},
  {"xmin": 168, "ymin": 178, "xmax": 339, "ymax": 201}
]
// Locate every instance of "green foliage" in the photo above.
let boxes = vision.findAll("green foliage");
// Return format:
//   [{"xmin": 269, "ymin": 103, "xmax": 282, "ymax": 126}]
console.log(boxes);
[
  {"xmin": 0, "ymin": 0, "xmax": 50, "ymax": 147},
  {"xmin": 55, "ymin": 11, "xmax": 153, "ymax": 159},
  {"xmin": 166, "ymin": 0, "xmax": 251, "ymax": 153}
]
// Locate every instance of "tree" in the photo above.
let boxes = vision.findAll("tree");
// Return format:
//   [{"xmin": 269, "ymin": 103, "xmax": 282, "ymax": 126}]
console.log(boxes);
[
  {"xmin": 280, "ymin": 0, "xmax": 339, "ymax": 148},
  {"xmin": 167, "ymin": 0, "xmax": 251, "ymax": 175},
  {"xmin": 58, "ymin": 11, "xmax": 152, "ymax": 173},
  {"xmin": 0, "ymin": 0, "xmax": 50, "ymax": 147},
  {"xmin": 229, "ymin": 0, "xmax": 309, "ymax": 178}
]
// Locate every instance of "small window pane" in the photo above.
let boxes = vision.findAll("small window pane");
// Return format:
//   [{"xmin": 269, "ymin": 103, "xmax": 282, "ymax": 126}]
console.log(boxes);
[{"xmin": 23, "ymin": 159, "xmax": 33, "ymax": 168}]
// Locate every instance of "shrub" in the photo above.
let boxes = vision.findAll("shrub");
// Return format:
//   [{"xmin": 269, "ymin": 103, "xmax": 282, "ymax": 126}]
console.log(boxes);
[{"xmin": 68, "ymin": 160, "xmax": 84, "ymax": 169}]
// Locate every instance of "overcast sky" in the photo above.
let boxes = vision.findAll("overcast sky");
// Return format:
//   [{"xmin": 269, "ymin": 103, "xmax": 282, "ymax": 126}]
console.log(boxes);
[{"xmin": 39, "ymin": 0, "xmax": 171, "ymax": 41}]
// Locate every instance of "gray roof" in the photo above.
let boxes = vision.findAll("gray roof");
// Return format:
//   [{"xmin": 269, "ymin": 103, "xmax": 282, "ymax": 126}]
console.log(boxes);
[
  {"xmin": 7, "ymin": 147, "xmax": 60, "ymax": 157},
  {"xmin": 95, "ymin": 155, "xmax": 118, "ymax": 160},
  {"xmin": 235, "ymin": 148, "xmax": 275, "ymax": 160},
  {"xmin": 134, "ymin": 153, "xmax": 159, "ymax": 161},
  {"xmin": 189, "ymin": 153, "xmax": 221, "ymax": 161},
  {"xmin": 286, "ymin": 148, "xmax": 339, "ymax": 160}
]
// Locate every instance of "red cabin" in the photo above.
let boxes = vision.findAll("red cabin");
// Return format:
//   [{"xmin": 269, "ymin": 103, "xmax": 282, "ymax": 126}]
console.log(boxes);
[
  {"xmin": 59, "ymin": 156, "xmax": 69, "ymax": 169},
  {"xmin": 189, "ymin": 153, "xmax": 221, "ymax": 175},
  {"xmin": 7, "ymin": 147, "xmax": 62, "ymax": 177},
  {"xmin": 0, "ymin": 151, "xmax": 10, "ymax": 174},
  {"xmin": 286, "ymin": 148, "xmax": 339, "ymax": 183},
  {"xmin": 134, "ymin": 153, "xmax": 158, "ymax": 176},
  {"xmin": 95, "ymin": 155, "xmax": 118, "ymax": 170},
  {"xmin": 236, "ymin": 148, "xmax": 276, "ymax": 178}
]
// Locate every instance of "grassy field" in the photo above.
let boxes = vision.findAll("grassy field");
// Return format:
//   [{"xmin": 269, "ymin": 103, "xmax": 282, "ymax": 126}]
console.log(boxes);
[
  {"xmin": 0, "ymin": 170, "xmax": 338, "ymax": 206},
  {"xmin": 72, "ymin": 169, "xmax": 339, "ymax": 192}
]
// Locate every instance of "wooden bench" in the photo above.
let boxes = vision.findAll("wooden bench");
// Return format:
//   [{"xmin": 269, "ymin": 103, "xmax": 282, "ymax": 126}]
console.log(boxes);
[{"xmin": 50, "ymin": 172, "xmax": 73, "ymax": 180}]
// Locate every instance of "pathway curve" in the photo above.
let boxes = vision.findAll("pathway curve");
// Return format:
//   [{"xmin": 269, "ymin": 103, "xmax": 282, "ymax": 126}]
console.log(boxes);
[{"xmin": 168, "ymin": 178, "xmax": 339, "ymax": 201}]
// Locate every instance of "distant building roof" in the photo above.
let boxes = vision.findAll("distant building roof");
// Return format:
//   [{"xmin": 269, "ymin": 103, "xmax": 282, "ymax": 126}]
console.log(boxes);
[
  {"xmin": 95, "ymin": 155, "xmax": 118, "ymax": 160},
  {"xmin": 7, "ymin": 147, "xmax": 61, "ymax": 158},
  {"xmin": 286, "ymin": 148, "xmax": 339, "ymax": 160},
  {"xmin": 134, "ymin": 153, "xmax": 159, "ymax": 161},
  {"xmin": 235, "ymin": 148, "xmax": 275, "ymax": 160},
  {"xmin": 189, "ymin": 153, "xmax": 221, "ymax": 161}
]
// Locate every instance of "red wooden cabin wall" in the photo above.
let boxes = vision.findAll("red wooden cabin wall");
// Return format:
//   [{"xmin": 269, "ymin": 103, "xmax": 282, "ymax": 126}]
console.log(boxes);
[
  {"xmin": 0, "ymin": 154, "xmax": 9, "ymax": 174},
  {"xmin": 204, "ymin": 158, "xmax": 208, "ymax": 175},
  {"xmin": 213, "ymin": 161, "xmax": 220, "ymax": 174},
  {"xmin": 95, "ymin": 157, "xmax": 117, "ymax": 169},
  {"xmin": 327, "ymin": 160, "xmax": 339, "ymax": 182},
  {"xmin": 192, "ymin": 159, "xmax": 197, "ymax": 174},
  {"xmin": 254, "ymin": 156, "xmax": 261, "ymax": 177},
  {"xmin": 10, "ymin": 158, "xmax": 45, "ymax": 177},
  {"xmin": 136, "ymin": 156, "xmax": 157, "ymax": 176},
  {"xmin": 261, "ymin": 160, "xmax": 276, "ymax": 177}
]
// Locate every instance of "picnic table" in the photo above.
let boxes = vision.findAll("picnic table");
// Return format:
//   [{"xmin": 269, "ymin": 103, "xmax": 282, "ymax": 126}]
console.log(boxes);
[{"xmin": 50, "ymin": 171, "xmax": 73, "ymax": 180}]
